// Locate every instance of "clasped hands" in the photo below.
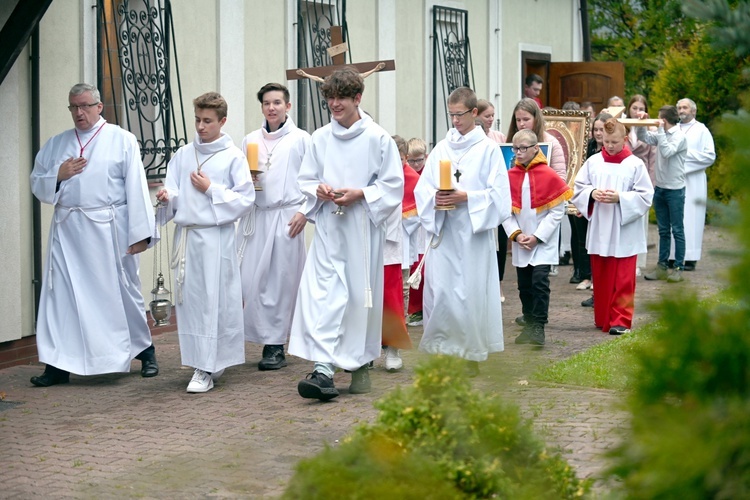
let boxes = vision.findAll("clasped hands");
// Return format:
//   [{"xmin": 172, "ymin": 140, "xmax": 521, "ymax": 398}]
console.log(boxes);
[
  {"xmin": 515, "ymin": 233, "xmax": 539, "ymax": 251},
  {"xmin": 592, "ymin": 188, "xmax": 620, "ymax": 204},
  {"xmin": 316, "ymin": 184, "xmax": 364, "ymax": 206}
]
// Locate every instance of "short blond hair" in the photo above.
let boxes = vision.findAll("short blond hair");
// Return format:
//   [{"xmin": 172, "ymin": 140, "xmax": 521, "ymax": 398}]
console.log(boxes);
[
  {"xmin": 407, "ymin": 137, "xmax": 427, "ymax": 157},
  {"xmin": 512, "ymin": 129, "xmax": 537, "ymax": 145}
]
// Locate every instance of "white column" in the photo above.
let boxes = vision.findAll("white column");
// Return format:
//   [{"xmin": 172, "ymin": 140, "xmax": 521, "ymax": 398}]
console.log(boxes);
[
  {"xmin": 571, "ymin": 0, "xmax": 583, "ymax": 61},
  {"xmin": 217, "ymin": 0, "xmax": 246, "ymax": 146},
  {"xmin": 81, "ymin": 0, "xmax": 97, "ymax": 85},
  {"xmin": 0, "ymin": 59, "xmax": 25, "ymax": 342},
  {"xmin": 488, "ymin": 1, "xmax": 503, "ymax": 129},
  {"xmin": 377, "ymin": 0, "xmax": 396, "ymax": 133}
]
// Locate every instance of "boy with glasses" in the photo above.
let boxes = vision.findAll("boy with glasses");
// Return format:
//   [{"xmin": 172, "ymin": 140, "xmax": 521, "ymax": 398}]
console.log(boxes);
[
  {"xmin": 414, "ymin": 87, "xmax": 511, "ymax": 376},
  {"xmin": 503, "ymin": 130, "xmax": 571, "ymax": 346}
]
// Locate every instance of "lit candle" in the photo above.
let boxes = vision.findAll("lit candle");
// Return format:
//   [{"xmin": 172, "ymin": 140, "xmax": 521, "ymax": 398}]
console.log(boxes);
[
  {"xmin": 246, "ymin": 143, "xmax": 259, "ymax": 171},
  {"xmin": 439, "ymin": 160, "xmax": 452, "ymax": 190}
]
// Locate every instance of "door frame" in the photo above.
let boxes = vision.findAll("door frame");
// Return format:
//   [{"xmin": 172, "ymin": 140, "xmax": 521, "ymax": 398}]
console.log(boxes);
[{"xmin": 519, "ymin": 43, "xmax": 551, "ymax": 105}]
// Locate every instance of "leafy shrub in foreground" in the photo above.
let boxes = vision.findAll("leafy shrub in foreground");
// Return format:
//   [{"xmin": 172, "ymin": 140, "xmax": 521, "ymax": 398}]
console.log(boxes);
[
  {"xmin": 284, "ymin": 356, "xmax": 589, "ymax": 499},
  {"xmin": 609, "ymin": 61, "xmax": 750, "ymax": 495}
]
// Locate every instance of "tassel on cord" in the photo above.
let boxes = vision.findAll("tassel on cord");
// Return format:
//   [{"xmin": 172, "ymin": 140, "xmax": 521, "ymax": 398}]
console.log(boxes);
[
  {"xmin": 407, "ymin": 231, "xmax": 441, "ymax": 289},
  {"xmin": 236, "ymin": 207, "xmax": 256, "ymax": 265},
  {"xmin": 362, "ymin": 209, "xmax": 373, "ymax": 308}
]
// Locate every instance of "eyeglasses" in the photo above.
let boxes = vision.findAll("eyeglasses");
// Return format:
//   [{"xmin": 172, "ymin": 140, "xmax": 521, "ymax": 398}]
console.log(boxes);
[
  {"xmin": 67, "ymin": 103, "xmax": 100, "ymax": 112},
  {"xmin": 447, "ymin": 109, "xmax": 472, "ymax": 118},
  {"xmin": 511, "ymin": 144, "xmax": 537, "ymax": 153},
  {"xmin": 406, "ymin": 158, "xmax": 425, "ymax": 165}
]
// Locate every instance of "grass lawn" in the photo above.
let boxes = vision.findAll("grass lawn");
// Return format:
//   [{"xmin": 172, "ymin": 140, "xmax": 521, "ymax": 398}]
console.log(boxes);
[
  {"xmin": 535, "ymin": 294, "xmax": 729, "ymax": 390},
  {"xmin": 534, "ymin": 323, "xmax": 659, "ymax": 391}
]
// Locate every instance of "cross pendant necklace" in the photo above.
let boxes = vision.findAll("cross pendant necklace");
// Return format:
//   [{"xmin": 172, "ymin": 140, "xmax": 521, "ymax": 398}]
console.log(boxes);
[
  {"xmin": 261, "ymin": 134, "xmax": 288, "ymax": 169},
  {"xmin": 452, "ymin": 141, "xmax": 481, "ymax": 183}
]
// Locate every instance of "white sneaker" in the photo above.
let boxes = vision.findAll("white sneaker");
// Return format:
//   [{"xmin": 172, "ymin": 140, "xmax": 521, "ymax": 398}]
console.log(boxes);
[
  {"xmin": 576, "ymin": 279, "xmax": 592, "ymax": 290},
  {"xmin": 635, "ymin": 267, "xmax": 642, "ymax": 277},
  {"xmin": 211, "ymin": 369, "xmax": 225, "ymax": 381},
  {"xmin": 384, "ymin": 347, "xmax": 403, "ymax": 372},
  {"xmin": 186, "ymin": 369, "xmax": 214, "ymax": 393},
  {"xmin": 549, "ymin": 265, "xmax": 559, "ymax": 276}
]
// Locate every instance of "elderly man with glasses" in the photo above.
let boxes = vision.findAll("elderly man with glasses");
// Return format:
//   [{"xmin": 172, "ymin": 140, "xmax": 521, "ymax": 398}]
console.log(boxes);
[{"xmin": 29, "ymin": 83, "xmax": 159, "ymax": 387}]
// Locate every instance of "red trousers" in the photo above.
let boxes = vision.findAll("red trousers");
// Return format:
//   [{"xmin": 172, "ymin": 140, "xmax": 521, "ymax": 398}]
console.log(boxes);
[
  {"xmin": 407, "ymin": 254, "xmax": 424, "ymax": 315},
  {"xmin": 382, "ymin": 264, "xmax": 412, "ymax": 349},
  {"xmin": 590, "ymin": 254, "xmax": 636, "ymax": 332}
]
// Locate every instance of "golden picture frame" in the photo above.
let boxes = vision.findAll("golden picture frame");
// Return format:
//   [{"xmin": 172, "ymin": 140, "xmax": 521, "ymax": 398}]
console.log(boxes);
[{"xmin": 542, "ymin": 109, "xmax": 592, "ymax": 187}]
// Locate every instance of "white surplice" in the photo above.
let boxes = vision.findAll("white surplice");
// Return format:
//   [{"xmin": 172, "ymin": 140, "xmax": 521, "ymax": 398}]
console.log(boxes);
[
  {"xmin": 415, "ymin": 127, "xmax": 511, "ymax": 361},
  {"xmin": 502, "ymin": 175, "xmax": 565, "ymax": 267},
  {"xmin": 288, "ymin": 112, "xmax": 404, "ymax": 371},
  {"xmin": 670, "ymin": 119, "xmax": 715, "ymax": 262},
  {"xmin": 159, "ymin": 132, "xmax": 255, "ymax": 373},
  {"xmin": 572, "ymin": 152, "xmax": 653, "ymax": 257},
  {"xmin": 30, "ymin": 118, "xmax": 156, "ymax": 375},
  {"xmin": 237, "ymin": 117, "xmax": 311, "ymax": 345}
]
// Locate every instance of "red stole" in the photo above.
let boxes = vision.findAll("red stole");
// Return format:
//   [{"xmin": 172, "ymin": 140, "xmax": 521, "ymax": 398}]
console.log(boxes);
[
  {"xmin": 601, "ymin": 145, "xmax": 632, "ymax": 164},
  {"xmin": 402, "ymin": 162, "xmax": 420, "ymax": 218},
  {"xmin": 508, "ymin": 150, "xmax": 572, "ymax": 213}
]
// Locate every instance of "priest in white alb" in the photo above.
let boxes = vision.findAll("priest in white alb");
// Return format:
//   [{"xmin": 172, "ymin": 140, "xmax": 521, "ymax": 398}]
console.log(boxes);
[
  {"xmin": 29, "ymin": 83, "xmax": 158, "ymax": 387},
  {"xmin": 414, "ymin": 86, "xmax": 511, "ymax": 378},
  {"xmin": 237, "ymin": 83, "xmax": 311, "ymax": 371},
  {"xmin": 670, "ymin": 98, "xmax": 715, "ymax": 271},
  {"xmin": 289, "ymin": 68, "xmax": 403, "ymax": 401}
]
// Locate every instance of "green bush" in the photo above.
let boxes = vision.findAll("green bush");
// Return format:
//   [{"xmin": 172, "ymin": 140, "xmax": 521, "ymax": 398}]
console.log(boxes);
[
  {"xmin": 649, "ymin": 30, "xmax": 749, "ymax": 202},
  {"xmin": 283, "ymin": 356, "xmax": 590, "ymax": 499},
  {"xmin": 608, "ymin": 106, "xmax": 750, "ymax": 498}
]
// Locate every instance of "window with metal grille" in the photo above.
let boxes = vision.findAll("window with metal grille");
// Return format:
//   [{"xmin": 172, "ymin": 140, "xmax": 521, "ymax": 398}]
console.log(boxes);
[
  {"xmin": 97, "ymin": 0, "xmax": 188, "ymax": 180},
  {"xmin": 296, "ymin": 0, "xmax": 348, "ymax": 133},
  {"xmin": 432, "ymin": 5, "xmax": 474, "ymax": 147}
]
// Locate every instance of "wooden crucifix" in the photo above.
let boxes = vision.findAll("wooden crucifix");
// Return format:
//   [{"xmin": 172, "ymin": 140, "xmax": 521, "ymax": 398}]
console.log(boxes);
[{"xmin": 286, "ymin": 26, "xmax": 395, "ymax": 83}]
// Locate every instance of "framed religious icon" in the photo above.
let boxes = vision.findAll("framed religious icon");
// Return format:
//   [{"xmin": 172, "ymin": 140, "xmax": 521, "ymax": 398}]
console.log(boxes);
[
  {"xmin": 542, "ymin": 109, "xmax": 591, "ymax": 187},
  {"xmin": 499, "ymin": 143, "xmax": 550, "ymax": 171}
]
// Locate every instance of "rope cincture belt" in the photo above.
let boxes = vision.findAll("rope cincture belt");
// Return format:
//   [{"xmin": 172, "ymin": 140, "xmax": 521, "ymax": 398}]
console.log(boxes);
[
  {"xmin": 236, "ymin": 202, "xmax": 303, "ymax": 265},
  {"xmin": 49, "ymin": 202, "xmax": 127, "ymax": 290},
  {"xmin": 170, "ymin": 223, "xmax": 215, "ymax": 305}
]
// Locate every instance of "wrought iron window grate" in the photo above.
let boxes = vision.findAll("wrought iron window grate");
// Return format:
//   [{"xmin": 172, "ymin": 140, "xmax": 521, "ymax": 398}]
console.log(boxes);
[
  {"xmin": 432, "ymin": 5, "xmax": 474, "ymax": 147},
  {"xmin": 98, "ymin": 0, "xmax": 188, "ymax": 180},
  {"xmin": 296, "ymin": 0, "xmax": 348, "ymax": 132}
]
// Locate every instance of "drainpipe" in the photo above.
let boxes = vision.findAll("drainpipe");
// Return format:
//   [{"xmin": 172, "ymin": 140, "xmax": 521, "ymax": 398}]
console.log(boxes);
[
  {"xmin": 31, "ymin": 25, "xmax": 41, "ymax": 318},
  {"xmin": 580, "ymin": 0, "xmax": 592, "ymax": 62}
]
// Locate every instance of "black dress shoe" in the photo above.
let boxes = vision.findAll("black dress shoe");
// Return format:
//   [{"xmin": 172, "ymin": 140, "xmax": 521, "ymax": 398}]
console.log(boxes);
[
  {"xmin": 684, "ymin": 261, "xmax": 696, "ymax": 271},
  {"xmin": 581, "ymin": 296, "xmax": 594, "ymax": 307},
  {"xmin": 30, "ymin": 365, "xmax": 70, "ymax": 387},
  {"xmin": 569, "ymin": 269, "xmax": 582, "ymax": 284},
  {"xmin": 140, "ymin": 358, "xmax": 159, "ymax": 377}
]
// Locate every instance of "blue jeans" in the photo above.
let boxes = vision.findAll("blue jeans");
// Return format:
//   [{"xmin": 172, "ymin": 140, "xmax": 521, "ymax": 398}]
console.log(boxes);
[{"xmin": 653, "ymin": 186, "xmax": 686, "ymax": 269}]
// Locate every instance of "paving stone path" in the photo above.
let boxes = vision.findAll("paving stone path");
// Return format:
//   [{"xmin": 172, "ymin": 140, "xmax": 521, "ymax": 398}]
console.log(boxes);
[{"xmin": 0, "ymin": 224, "xmax": 731, "ymax": 498}]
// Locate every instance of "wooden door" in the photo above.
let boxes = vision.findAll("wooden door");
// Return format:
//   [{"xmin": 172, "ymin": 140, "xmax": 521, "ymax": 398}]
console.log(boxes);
[{"xmin": 548, "ymin": 62, "xmax": 624, "ymax": 112}]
